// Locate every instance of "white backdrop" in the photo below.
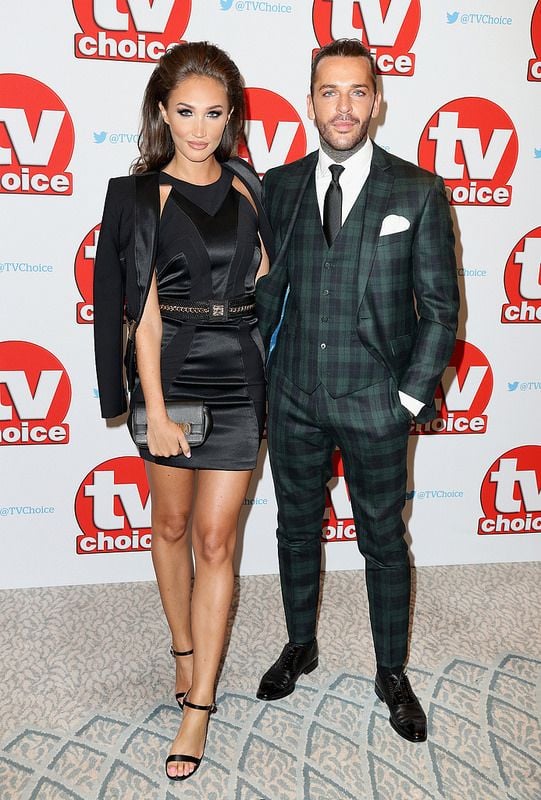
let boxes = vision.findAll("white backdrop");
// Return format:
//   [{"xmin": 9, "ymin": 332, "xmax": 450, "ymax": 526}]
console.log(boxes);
[{"xmin": 1, "ymin": 0, "xmax": 540, "ymax": 589}]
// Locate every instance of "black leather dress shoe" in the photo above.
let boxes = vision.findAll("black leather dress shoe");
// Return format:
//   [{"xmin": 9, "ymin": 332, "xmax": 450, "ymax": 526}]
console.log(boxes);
[
  {"xmin": 375, "ymin": 670, "xmax": 427, "ymax": 742},
  {"xmin": 256, "ymin": 640, "xmax": 318, "ymax": 701}
]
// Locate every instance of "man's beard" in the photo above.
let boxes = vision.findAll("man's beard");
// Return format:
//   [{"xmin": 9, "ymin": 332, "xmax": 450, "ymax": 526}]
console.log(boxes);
[{"xmin": 317, "ymin": 115, "xmax": 370, "ymax": 162}]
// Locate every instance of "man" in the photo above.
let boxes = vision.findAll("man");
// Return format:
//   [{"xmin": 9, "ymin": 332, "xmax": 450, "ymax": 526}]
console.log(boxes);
[{"xmin": 255, "ymin": 39, "xmax": 459, "ymax": 743}]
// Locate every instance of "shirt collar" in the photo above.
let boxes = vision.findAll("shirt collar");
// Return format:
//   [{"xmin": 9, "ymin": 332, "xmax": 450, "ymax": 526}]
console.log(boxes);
[{"xmin": 316, "ymin": 137, "xmax": 373, "ymax": 179}]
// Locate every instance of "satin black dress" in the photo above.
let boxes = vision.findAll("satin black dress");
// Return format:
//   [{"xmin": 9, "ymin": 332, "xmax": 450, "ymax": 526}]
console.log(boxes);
[{"xmin": 132, "ymin": 169, "xmax": 266, "ymax": 470}]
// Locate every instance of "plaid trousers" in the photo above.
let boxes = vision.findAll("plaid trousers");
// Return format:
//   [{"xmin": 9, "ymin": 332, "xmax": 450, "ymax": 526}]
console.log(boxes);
[{"xmin": 267, "ymin": 371, "xmax": 412, "ymax": 669}]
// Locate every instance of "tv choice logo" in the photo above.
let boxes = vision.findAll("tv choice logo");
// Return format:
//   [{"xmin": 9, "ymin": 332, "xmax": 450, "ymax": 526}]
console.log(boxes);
[
  {"xmin": 418, "ymin": 97, "xmax": 518, "ymax": 207},
  {"xmin": 412, "ymin": 339, "xmax": 492, "ymax": 436},
  {"xmin": 501, "ymin": 227, "xmax": 541, "ymax": 324},
  {"xmin": 478, "ymin": 446, "xmax": 541, "ymax": 536},
  {"xmin": 528, "ymin": 0, "xmax": 541, "ymax": 81},
  {"xmin": 238, "ymin": 88, "xmax": 307, "ymax": 175},
  {"xmin": 312, "ymin": 0, "xmax": 421, "ymax": 77},
  {"xmin": 0, "ymin": 341, "xmax": 71, "ymax": 446},
  {"xmin": 75, "ymin": 457, "xmax": 152, "ymax": 554},
  {"xmin": 75, "ymin": 224, "xmax": 100, "ymax": 324},
  {"xmin": 322, "ymin": 451, "xmax": 358, "ymax": 542},
  {"xmin": 72, "ymin": 0, "xmax": 191, "ymax": 62},
  {"xmin": 0, "ymin": 75, "xmax": 74, "ymax": 196}
]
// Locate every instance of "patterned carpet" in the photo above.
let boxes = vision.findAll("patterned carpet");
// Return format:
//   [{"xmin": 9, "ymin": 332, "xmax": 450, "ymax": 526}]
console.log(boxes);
[{"xmin": 1, "ymin": 565, "xmax": 540, "ymax": 799}]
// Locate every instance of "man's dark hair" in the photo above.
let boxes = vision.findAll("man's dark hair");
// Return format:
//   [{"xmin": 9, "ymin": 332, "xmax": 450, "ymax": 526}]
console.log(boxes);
[{"xmin": 310, "ymin": 39, "xmax": 377, "ymax": 95}]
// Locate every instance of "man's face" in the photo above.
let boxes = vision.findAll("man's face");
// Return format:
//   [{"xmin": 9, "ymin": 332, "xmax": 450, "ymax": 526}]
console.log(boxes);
[{"xmin": 307, "ymin": 56, "xmax": 381, "ymax": 152}]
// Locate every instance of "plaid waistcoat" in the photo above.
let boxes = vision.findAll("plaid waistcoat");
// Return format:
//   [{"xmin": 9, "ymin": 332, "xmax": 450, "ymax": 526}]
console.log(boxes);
[{"xmin": 272, "ymin": 176, "xmax": 389, "ymax": 396}]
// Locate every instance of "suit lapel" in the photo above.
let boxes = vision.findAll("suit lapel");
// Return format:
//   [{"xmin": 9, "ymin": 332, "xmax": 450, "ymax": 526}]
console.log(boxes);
[
  {"xmin": 273, "ymin": 152, "xmax": 317, "ymax": 265},
  {"xmin": 356, "ymin": 144, "xmax": 394, "ymax": 309}
]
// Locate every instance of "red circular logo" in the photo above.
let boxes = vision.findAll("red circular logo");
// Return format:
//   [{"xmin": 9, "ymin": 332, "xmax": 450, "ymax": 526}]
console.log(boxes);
[
  {"xmin": 414, "ymin": 339, "xmax": 493, "ymax": 435},
  {"xmin": 529, "ymin": 1, "xmax": 541, "ymax": 80},
  {"xmin": 73, "ymin": 0, "xmax": 192, "ymax": 62},
  {"xmin": 75, "ymin": 456, "xmax": 152, "ymax": 554},
  {"xmin": 531, "ymin": 0, "xmax": 541, "ymax": 57},
  {"xmin": 75, "ymin": 223, "xmax": 100, "ymax": 324},
  {"xmin": 478, "ymin": 446, "xmax": 541, "ymax": 535},
  {"xmin": 0, "ymin": 341, "xmax": 71, "ymax": 445},
  {"xmin": 312, "ymin": 0, "xmax": 421, "ymax": 76},
  {"xmin": 501, "ymin": 227, "xmax": 541, "ymax": 324},
  {"xmin": 238, "ymin": 88, "xmax": 307, "ymax": 175},
  {"xmin": 322, "ymin": 451, "xmax": 359, "ymax": 542},
  {"xmin": 0, "ymin": 74, "xmax": 74, "ymax": 195},
  {"xmin": 418, "ymin": 97, "xmax": 518, "ymax": 206}
]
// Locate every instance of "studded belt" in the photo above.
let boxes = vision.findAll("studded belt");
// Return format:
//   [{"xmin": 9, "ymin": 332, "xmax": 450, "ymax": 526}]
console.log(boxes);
[{"xmin": 158, "ymin": 294, "xmax": 256, "ymax": 323}]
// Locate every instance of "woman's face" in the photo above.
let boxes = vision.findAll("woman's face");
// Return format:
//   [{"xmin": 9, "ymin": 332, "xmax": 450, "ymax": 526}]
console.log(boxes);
[{"xmin": 159, "ymin": 75, "xmax": 231, "ymax": 165}]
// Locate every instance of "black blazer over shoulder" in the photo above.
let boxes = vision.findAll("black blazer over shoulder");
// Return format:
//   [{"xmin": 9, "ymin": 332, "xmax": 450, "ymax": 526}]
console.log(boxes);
[{"xmin": 93, "ymin": 159, "xmax": 273, "ymax": 419}]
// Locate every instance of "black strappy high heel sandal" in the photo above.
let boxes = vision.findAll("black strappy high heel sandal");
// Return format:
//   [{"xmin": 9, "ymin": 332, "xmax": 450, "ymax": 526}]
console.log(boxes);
[
  {"xmin": 170, "ymin": 645, "xmax": 193, "ymax": 709},
  {"xmin": 165, "ymin": 692, "xmax": 217, "ymax": 782}
]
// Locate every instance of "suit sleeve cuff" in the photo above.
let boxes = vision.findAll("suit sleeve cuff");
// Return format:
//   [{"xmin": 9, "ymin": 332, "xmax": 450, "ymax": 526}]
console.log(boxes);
[{"xmin": 398, "ymin": 390, "xmax": 424, "ymax": 417}]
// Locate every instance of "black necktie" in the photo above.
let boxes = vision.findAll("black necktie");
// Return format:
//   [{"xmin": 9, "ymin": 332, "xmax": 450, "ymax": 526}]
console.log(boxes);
[{"xmin": 323, "ymin": 163, "xmax": 345, "ymax": 246}]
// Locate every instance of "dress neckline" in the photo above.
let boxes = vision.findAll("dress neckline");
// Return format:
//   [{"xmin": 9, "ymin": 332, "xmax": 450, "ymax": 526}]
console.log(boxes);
[
  {"xmin": 160, "ymin": 168, "xmax": 233, "ymax": 218},
  {"xmin": 160, "ymin": 168, "xmax": 225, "ymax": 189}
]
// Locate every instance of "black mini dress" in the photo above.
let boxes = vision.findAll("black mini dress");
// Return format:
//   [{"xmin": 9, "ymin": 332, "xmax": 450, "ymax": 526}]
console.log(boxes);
[{"xmin": 131, "ymin": 169, "xmax": 266, "ymax": 470}]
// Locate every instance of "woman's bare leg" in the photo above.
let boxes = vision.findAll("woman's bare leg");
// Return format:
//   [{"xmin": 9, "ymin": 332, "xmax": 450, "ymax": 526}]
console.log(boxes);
[
  {"xmin": 167, "ymin": 468, "xmax": 251, "ymax": 778},
  {"xmin": 146, "ymin": 461, "xmax": 195, "ymax": 702}
]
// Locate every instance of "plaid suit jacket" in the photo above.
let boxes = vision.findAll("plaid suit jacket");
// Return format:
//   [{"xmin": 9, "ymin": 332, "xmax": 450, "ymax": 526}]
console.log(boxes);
[{"xmin": 256, "ymin": 143, "xmax": 459, "ymax": 422}]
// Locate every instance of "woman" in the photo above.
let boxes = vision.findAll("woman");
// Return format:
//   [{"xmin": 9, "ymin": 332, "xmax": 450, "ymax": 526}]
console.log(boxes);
[{"xmin": 93, "ymin": 42, "xmax": 272, "ymax": 781}]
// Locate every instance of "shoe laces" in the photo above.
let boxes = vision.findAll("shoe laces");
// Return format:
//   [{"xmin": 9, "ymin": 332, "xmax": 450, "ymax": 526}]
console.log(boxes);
[
  {"xmin": 279, "ymin": 643, "xmax": 304, "ymax": 671},
  {"xmin": 389, "ymin": 672, "xmax": 415, "ymax": 704}
]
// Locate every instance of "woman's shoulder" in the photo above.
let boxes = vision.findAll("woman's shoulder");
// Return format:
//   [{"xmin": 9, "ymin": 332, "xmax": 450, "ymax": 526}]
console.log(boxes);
[
  {"xmin": 222, "ymin": 157, "xmax": 261, "ymax": 199},
  {"xmin": 106, "ymin": 173, "xmax": 136, "ymax": 196},
  {"xmin": 101, "ymin": 176, "xmax": 133, "ymax": 215},
  {"xmin": 106, "ymin": 170, "xmax": 159, "ymax": 195}
]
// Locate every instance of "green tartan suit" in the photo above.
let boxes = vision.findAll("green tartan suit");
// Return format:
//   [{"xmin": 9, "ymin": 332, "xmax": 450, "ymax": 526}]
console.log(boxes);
[{"xmin": 256, "ymin": 143, "xmax": 459, "ymax": 669}]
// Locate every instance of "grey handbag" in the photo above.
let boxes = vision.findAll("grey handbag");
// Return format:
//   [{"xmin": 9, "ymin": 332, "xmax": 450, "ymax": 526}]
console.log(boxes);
[{"xmin": 130, "ymin": 401, "xmax": 213, "ymax": 447}]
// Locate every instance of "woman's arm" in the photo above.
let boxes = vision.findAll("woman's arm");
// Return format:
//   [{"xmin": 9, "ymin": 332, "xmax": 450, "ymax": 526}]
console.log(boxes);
[
  {"xmin": 255, "ymin": 240, "xmax": 270, "ymax": 281},
  {"xmin": 135, "ymin": 272, "xmax": 191, "ymax": 458},
  {"xmin": 231, "ymin": 174, "xmax": 269, "ymax": 281}
]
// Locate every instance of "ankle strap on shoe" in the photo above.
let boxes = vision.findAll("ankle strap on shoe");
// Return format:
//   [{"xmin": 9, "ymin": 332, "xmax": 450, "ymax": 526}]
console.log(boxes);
[
  {"xmin": 170, "ymin": 645, "xmax": 194, "ymax": 658},
  {"xmin": 183, "ymin": 697, "xmax": 217, "ymax": 714}
]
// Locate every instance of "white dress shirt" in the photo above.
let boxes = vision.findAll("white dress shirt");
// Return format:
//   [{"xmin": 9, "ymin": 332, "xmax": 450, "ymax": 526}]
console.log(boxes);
[
  {"xmin": 315, "ymin": 139, "xmax": 424, "ymax": 418},
  {"xmin": 315, "ymin": 138, "xmax": 373, "ymax": 224}
]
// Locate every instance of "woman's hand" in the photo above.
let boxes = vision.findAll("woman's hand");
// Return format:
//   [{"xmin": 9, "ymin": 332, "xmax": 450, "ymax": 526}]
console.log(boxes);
[
  {"xmin": 133, "ymin": 273, "xmax": 192, "ymax": 459},
  {"xmin": 146, "ymin": 413, "xmax": 191, "ymax": 459}
]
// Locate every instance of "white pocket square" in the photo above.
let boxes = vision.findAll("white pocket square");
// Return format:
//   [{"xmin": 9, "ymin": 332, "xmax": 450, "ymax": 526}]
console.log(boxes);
[{"xmin": 379, "ymin": 214, "xmax": 410, "ymax": 237}]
